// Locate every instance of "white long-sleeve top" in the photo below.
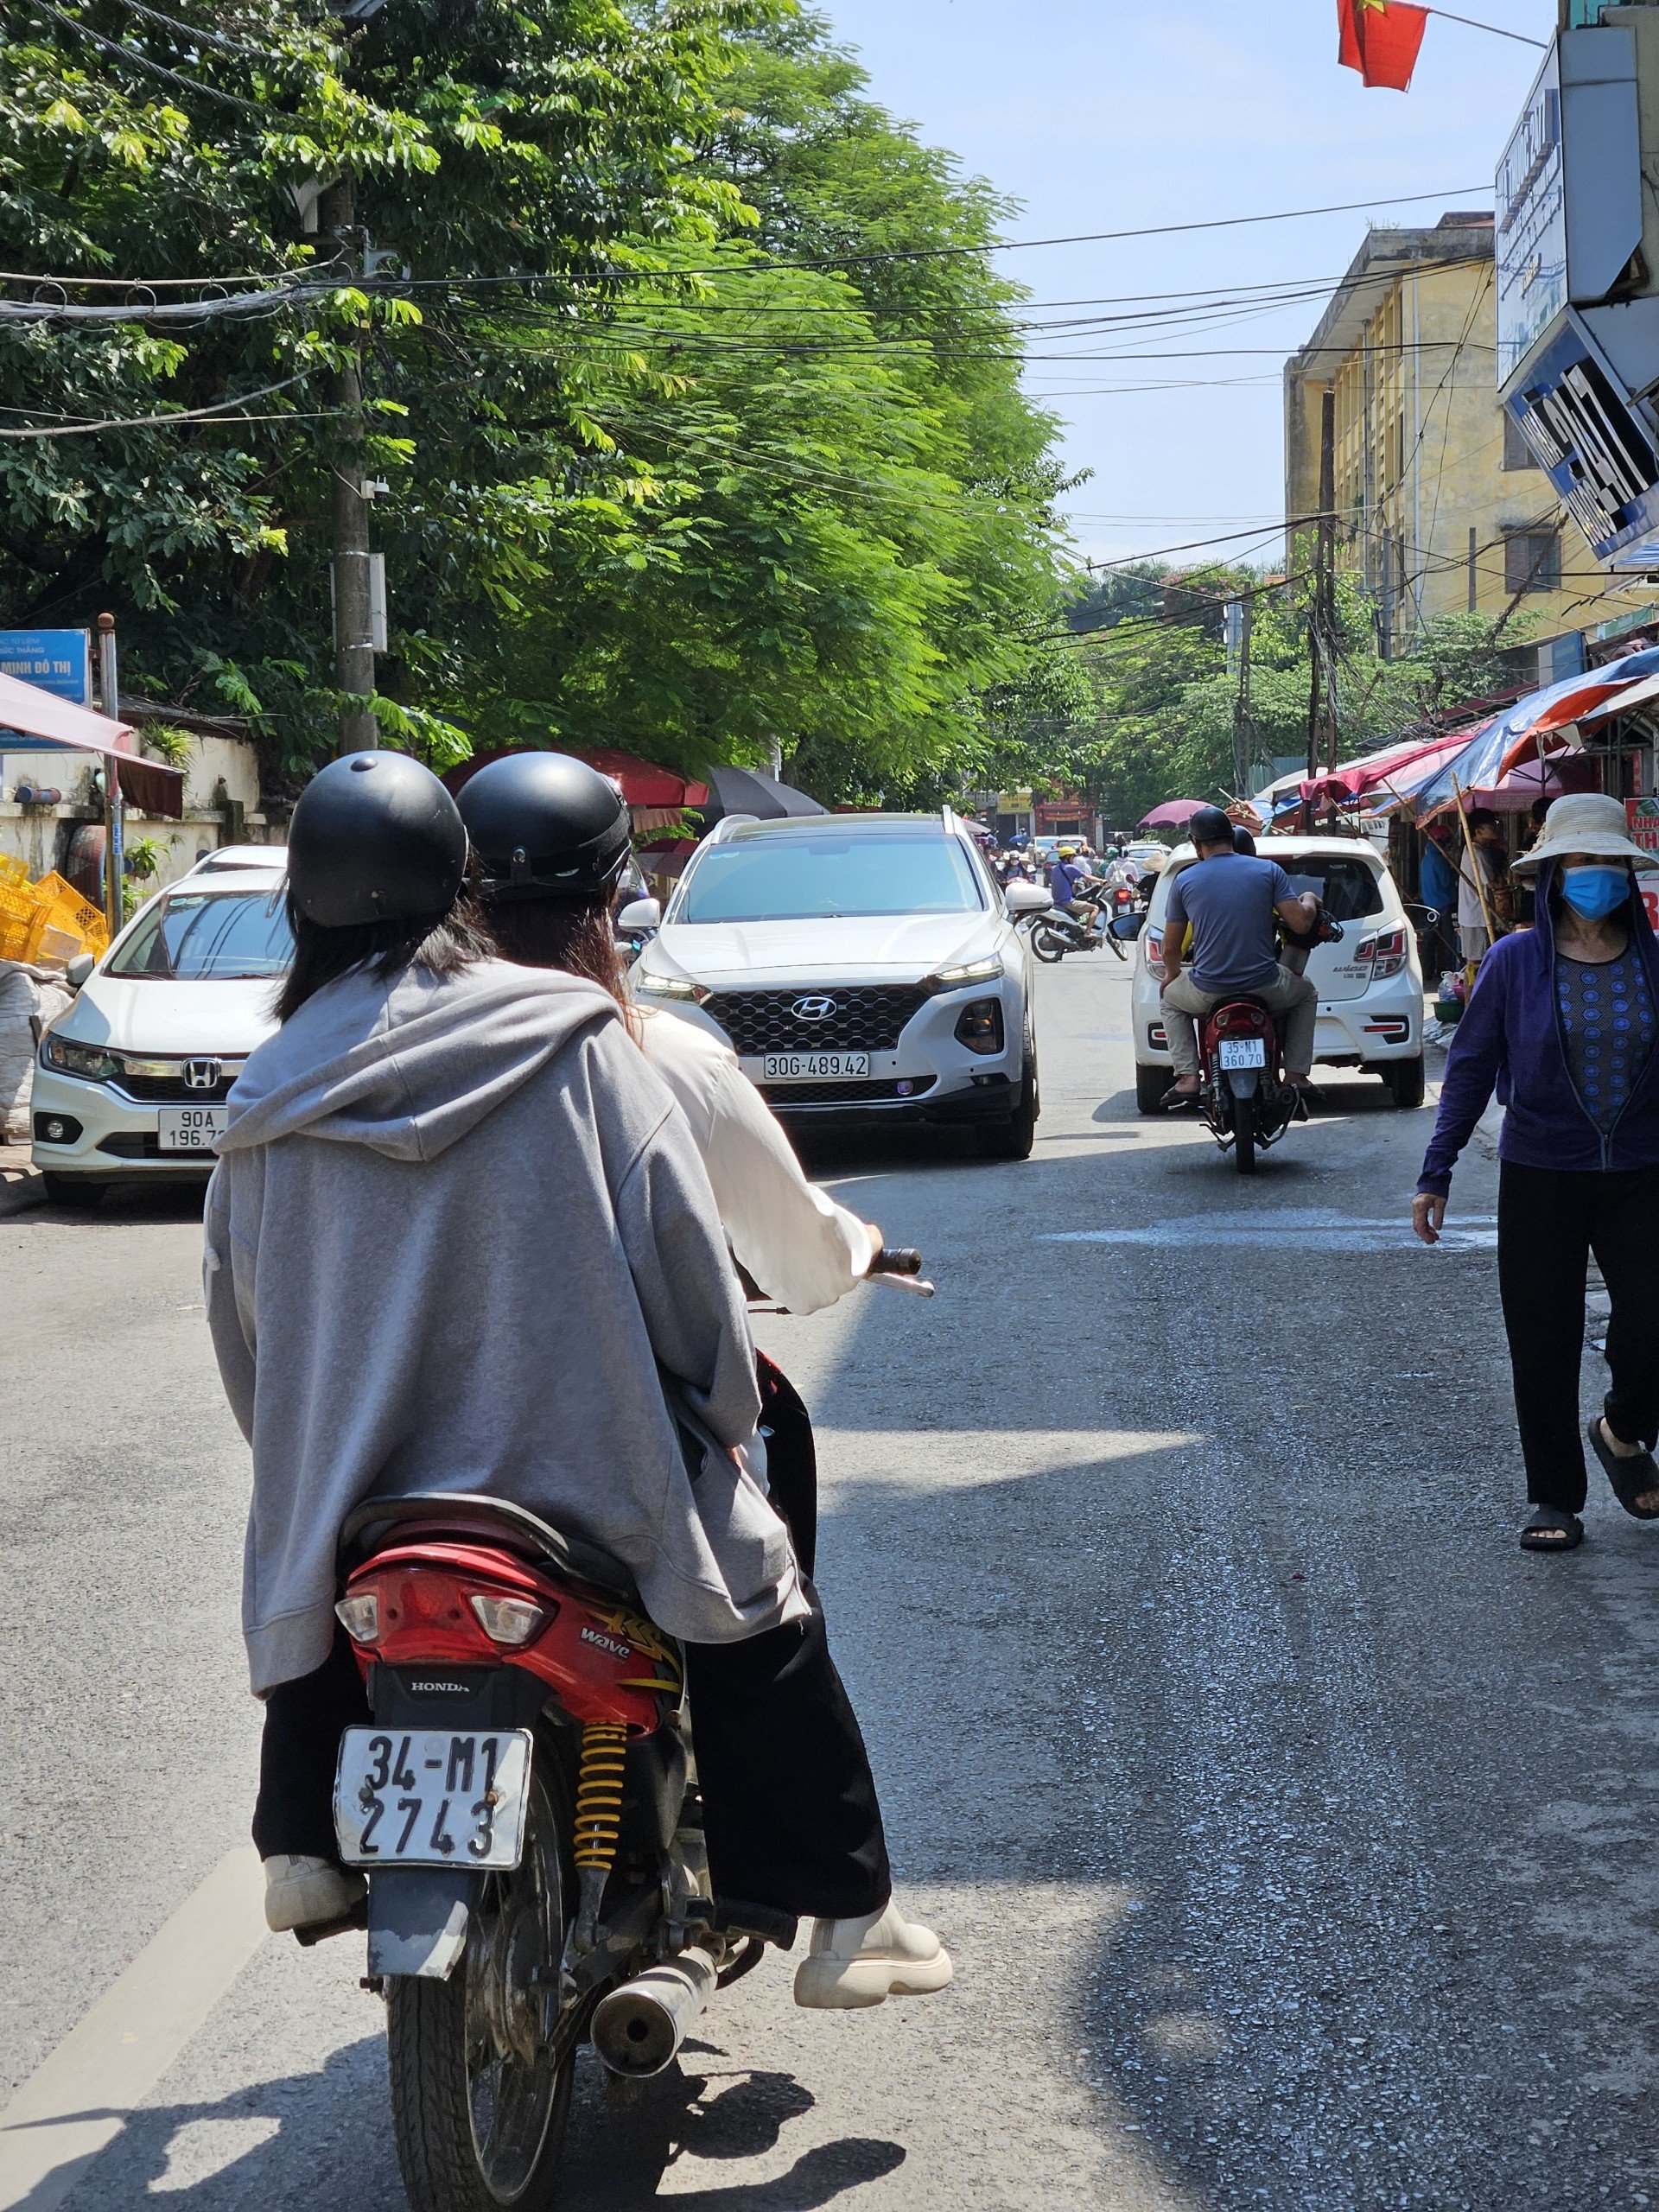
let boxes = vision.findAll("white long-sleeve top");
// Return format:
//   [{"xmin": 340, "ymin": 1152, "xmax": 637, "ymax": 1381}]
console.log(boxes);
[{"xmin": 634, "ymin": 1007, "xmax": 872, "ymax": 1315}]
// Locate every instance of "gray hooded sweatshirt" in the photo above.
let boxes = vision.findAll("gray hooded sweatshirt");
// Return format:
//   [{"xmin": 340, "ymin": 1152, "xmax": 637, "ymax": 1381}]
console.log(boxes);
[{"xmin": 203, "ymin": 957, "xmax": 804, "ymax": 1696}]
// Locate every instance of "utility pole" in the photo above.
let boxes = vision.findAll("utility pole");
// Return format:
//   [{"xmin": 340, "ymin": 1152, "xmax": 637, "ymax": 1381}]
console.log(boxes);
[
  {"xmin": 1227, "ymin": 594, "xmax": 1255, "ymax": 798},
  {"xmin": 97, "ymin": 612, "xmax": 124, "ymax": 936},
  {"xmin": 1306, "ymin": 387, "xmax": 1338, "ymax": 785},
  {"xmin": 319, "ymin": 175, "xmax": 378, "ymax": 753}
]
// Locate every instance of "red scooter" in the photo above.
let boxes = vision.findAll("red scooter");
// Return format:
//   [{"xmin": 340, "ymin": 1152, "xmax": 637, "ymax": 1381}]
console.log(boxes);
[{"xmin": 1194, "ymin": 916, "xmax": 1341, "ymax": 1173}]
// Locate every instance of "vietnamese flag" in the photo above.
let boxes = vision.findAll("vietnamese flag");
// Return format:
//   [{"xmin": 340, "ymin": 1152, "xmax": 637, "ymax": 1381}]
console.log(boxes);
[{"xmin": 1338, "ymin": 0, "xmax": 1428, "ymax": 89}]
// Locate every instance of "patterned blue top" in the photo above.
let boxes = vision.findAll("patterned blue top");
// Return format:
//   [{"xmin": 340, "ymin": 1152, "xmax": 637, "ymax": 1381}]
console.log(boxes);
[{"xmin": 1555, "ymin": 949, "xmax": 1657, "ymax": 1134}]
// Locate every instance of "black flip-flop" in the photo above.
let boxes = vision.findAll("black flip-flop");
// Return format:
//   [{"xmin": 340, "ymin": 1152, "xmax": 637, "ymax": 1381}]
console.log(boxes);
[
  {"xmin": 1586, "ymin": 1418, "xmax": 1659, "ymax": 1521},
  {"xmin": 1521, "ymin": 1508, "xmax": 1584, "ymax": 1551},
  {"xmin": 1162, "ymin": 1087, "xmax": 1202, "ymax": 1112}
]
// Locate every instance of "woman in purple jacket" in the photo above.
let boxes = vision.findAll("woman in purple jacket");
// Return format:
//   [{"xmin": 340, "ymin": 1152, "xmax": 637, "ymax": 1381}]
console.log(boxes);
[{"xmin": 1412, "ymin": 793, "xmax": 1659, "ymax": 1550}]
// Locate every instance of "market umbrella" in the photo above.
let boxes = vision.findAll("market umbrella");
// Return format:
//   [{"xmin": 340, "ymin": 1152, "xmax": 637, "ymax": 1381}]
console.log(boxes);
[
  {"xmin": 1137, "ymin": 799, "xmax": 1206, "ymax": 830},
  {"xmin": 701, "ymin": 765, "xmax": 826, "ymax": 823}
]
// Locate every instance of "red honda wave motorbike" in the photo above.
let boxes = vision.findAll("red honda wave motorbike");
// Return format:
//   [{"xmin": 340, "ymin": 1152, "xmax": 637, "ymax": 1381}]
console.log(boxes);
[
  {"xmin": 1194, "ymin": 915, "xmax": 1341, "ymax": 1173},
  {"xmin": 326, "ymin": 1248, "xmax": 933, "ymax": 2212}
]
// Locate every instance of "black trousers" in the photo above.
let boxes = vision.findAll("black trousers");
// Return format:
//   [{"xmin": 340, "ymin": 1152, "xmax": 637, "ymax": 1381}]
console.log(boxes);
[
  {"xmin": 1497, "ymin": 1160, "xmax": 1659, "ymax": 1512},
  {"xmin": 251, "ymin": 1615, "xmax": 890, "ymax": 1923}
]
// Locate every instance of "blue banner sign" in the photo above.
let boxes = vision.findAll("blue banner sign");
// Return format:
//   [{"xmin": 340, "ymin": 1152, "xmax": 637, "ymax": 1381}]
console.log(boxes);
[{"xmin": 0, "ymin": 628, "xmax": 92, "ymax": 705}]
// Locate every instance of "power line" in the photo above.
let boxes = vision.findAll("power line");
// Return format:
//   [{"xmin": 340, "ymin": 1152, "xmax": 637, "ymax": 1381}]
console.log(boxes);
[{"xmin": 0, "ymin": 370, "xmax": 316, "ymax": 438}]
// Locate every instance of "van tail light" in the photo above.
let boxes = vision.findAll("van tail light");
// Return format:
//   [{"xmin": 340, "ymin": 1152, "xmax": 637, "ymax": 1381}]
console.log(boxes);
[
  {"xmin": 469, "ymin": 1592, "xmax": 548, "ymax": 1647},
  {"xmin": 1357, "ymin": 925, "xmax": 1408, "ymax": 980}
]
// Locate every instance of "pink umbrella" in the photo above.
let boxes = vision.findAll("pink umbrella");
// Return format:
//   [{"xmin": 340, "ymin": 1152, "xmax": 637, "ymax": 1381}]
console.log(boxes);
[{"xmin": 1137, "ymin": 799, "xmax": 1206, "ymax": 829}]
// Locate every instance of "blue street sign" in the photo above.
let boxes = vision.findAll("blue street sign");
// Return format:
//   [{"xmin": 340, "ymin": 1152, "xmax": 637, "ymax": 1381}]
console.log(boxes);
[{"xmin": 0, "ymin": 628, "xmax": 92, "ymax": 706}]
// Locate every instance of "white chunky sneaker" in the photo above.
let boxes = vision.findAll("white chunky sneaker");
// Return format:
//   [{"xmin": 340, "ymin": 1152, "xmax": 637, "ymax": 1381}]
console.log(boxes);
[
  {"xmin": 793, "ymin": 1899, "xmax": 954, "ymax": 2010},
  {"xmin": 263, "ymin": 1853, "xmax": 366, "ymax": 1934}
]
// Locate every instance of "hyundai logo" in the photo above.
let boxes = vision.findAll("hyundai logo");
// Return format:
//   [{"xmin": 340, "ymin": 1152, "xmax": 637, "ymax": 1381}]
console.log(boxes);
[
  {"xmin": 791, "ymin": 995, "xmax": 838, "ymax": 1022},
  {"xmin": 182, "ymin": 1058, "xmax": 221, "ymax": 1091}
]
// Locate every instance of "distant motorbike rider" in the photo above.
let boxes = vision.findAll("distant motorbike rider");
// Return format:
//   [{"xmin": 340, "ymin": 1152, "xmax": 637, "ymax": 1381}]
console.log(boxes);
[
  {"xmin": 1047, "ymin": 844, "xmax": 1099, "ymax": 928},
  {"xmin": 205, "ymin": 751, "xmax": 949, "ymax": 2009},
  {"xmin": 1159, "ymin": 804, "xmax": 1320, "ymax": 1106}
]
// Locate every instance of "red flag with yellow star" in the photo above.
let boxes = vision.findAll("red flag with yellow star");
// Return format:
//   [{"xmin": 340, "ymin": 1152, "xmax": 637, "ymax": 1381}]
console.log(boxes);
[{"xmin": 1338, "ymin": 0, "xmax": 1428, "ymax": 89}]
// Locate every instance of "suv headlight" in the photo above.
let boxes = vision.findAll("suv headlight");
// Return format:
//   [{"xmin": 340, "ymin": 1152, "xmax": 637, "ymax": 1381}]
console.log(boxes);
[
  {"xmin": 41, "ymin": 1033, "xmax": 124, "ymax": 1083},
  {"xmin": 635, "ymin": 973, "xmax": 707, "ymax": 1002},
  {"xmin": 928, "ymin": 956, "xmax": 1003, "ymax": 991}
]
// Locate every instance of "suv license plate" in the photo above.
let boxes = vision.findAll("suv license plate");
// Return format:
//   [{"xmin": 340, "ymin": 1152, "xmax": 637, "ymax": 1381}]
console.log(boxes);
[
  {"xmin": 156, "ymin": 1106, "xmax": 228, "ymax": 1151},
  {"xmin": 1217, "ymin": 1039, "xmax": 1267, "ymax": 1070},
  {"xmin": 762, "ymin": 1052, "xmax": 870, "ymax": 1081},
  {"xmin": 334, "ymin": 1727, "xmax": 532, "ymax": 1870}
]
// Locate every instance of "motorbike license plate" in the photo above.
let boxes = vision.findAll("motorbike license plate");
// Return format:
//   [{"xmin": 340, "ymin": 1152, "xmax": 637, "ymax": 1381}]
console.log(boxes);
[
  {"xmin": 762, "ymin": 1052, "xmax": 870, "ymax": 1081},
  {"xmin": 334, "ymin": 1727, "xmax": 533, "ymax": 1870},
  {"xmin": 1217, "ymin": 1039, "xmax": 1267, "ymax": 1071},
  {"xmin": 156, "ymin": 1106, "xmax": 228, "ymax": 1152}
]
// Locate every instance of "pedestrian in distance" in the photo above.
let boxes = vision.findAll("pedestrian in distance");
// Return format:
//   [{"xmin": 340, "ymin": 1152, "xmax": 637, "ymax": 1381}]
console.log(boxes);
[
  {"xmin": 1457, "ymin": 805, "xmax": 1511, "ymax": 966},
  {"xmin": 1412, "ymin": 793, "xmax": 1659, "ymax": 1551}
]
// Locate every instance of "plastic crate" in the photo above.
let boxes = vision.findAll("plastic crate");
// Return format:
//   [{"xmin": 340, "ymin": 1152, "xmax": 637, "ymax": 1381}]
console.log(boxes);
[
  {"xmin": 0, "ymin": 855, "xmax": 28, "ymax": 889},
  {"xmin": 0, "ymin": 880, "xmax": 42, "ymax": 962}
]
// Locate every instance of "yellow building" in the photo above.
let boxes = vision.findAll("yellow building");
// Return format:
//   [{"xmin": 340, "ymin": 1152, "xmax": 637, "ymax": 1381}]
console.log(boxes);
[{"xmin": 1284, "ymin": 210, "xmax": 1654, "ymax": 671}]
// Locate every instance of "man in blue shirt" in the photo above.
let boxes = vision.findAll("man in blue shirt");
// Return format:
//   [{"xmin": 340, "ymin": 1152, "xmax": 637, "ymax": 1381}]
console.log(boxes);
[{"xmin": 1160, "ymin": 807, "xmax": 1320, "ymax": 1103}]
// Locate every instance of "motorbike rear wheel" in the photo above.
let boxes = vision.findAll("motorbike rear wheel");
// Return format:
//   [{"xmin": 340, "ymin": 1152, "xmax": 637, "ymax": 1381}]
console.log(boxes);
[
  {"xmin": 1231, "ymin": 1093, "xmax": 1257, "ymax": 1175},
  {"xmin": 388, "ymin": 1763, "xmax": 575, "ymax": 2212},
  {"xmin": 1029, "ymin": 925, "xmax": 1068, "ymax": 963},
  {"xmin": 1102, "ymin": 926, "xmax": 1127, "ymax": 962}
]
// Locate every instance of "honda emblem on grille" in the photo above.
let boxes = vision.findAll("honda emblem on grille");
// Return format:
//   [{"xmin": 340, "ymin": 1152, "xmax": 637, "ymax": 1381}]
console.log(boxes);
[
  {"xmin": 791, "ymin": 995, "xmax": 839, "ymax": 1021},
  {"xmin": 182, "ymin": 1058, "xmax": 221, "ymax": 1091}
]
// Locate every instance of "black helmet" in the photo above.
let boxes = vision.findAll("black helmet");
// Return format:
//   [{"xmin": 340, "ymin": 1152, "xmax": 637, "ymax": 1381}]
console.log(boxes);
[
  {"xmin": 456, "ymin": 751, "xmax": 631, "ymax": 903},
  {"xmin": 287, "ymin": 751, "xmax": 467, "ymax": 928},
  {"xmin": 1231, "ymin": 823, "xmax": 1257, "ymax": 856}
]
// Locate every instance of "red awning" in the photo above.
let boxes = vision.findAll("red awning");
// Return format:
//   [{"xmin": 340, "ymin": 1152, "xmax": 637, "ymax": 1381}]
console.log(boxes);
[
  {"xmin": 0, "ymin": 669, "xmax": 184, "ymax": 818},
  {"xmin": 442, "ymin": 746, "xmax": 709, "ymax": 812}
]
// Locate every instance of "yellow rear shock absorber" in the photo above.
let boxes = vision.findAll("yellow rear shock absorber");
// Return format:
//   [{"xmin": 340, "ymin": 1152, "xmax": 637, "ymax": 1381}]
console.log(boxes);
[{"xmin": 573, "ymin": 1722, "xmax": 628, "ymax": 1948}]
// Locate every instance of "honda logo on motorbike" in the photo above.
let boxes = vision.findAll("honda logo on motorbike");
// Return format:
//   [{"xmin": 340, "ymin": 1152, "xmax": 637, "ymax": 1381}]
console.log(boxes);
[
  {"xmin": 791, "ymin": 995, "xmax": 838, "ymax": 1022},
  {"xmin": 182, "ymin": 1058, "xmax": 221, "ymax": 1090}
]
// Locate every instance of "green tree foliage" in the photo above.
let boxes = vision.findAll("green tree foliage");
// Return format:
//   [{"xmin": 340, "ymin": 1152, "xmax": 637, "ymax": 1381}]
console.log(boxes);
[{"xmin": 0, "ymin": 0, "xmax": 1071, "ymax": 796}]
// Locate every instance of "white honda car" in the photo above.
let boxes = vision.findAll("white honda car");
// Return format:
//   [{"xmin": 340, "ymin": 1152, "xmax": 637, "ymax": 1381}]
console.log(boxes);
[
  {"xmin": 625, "ymin": 810, "xmax": 1046, "ymax": 1158},
  {"xmin": 1129, "ymin": 834, "xmax": 1426, "ymax": 1113},
  {"xmin": 29, "ymin": 847, "xmax": 288, "ymax": 1204}
]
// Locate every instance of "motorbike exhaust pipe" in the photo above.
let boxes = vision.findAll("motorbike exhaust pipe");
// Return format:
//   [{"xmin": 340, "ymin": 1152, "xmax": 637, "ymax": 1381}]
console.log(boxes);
[{"xmin": 590, "ymin": 1944, "xmax": 721, "ymax": 2077}]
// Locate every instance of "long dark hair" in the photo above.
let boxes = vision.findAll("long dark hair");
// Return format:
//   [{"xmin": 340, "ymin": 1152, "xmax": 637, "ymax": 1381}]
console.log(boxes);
[
  {"xmin": 275, "ymin": 887, "xmax": 493, "ymax": 1024},
  {"xmin": 480, "ymin": 891, "xmax": 629, "ymax": 1011}
]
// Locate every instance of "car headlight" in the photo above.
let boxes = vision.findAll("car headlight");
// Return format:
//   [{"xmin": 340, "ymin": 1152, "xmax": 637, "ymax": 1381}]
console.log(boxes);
[
  {"xmin": 635, "ymin": 974, "xmax": 706, "ymax": 1002},
  {"xmin": 929, "ymin": 956, "xmax": 1003, "ymax": 990},
  {"xmin": 41, "ymin": 1033, "xmax": 124, "ymax": 1083}
]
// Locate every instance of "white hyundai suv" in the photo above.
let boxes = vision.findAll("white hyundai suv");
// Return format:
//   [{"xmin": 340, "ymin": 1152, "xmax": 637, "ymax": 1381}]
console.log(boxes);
[
  {"xmin": 626, "ymin": 810, "xmax": 1044, "ymax": 1158},
  {"xmin": 1129, "ymin": 833, "xmax": 1425, "ymax": 1112}
]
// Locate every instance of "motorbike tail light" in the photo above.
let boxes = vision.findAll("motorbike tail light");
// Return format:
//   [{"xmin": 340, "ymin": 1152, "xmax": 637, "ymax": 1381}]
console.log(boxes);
[
  {"xmin": 954, "ymin": 998, "xmax": 1004, "ymax": 1055},
  {"xmin": 1358, "ymin": 925, "xmax": 1408, "ymax": 979},
  {"xmin": 469, "ymin": 1592, "xmax": 549, "ymax": 1647},
  {"xmin": 335, "ymin": 1590, "xmax": 381, "ymax": 1645}
]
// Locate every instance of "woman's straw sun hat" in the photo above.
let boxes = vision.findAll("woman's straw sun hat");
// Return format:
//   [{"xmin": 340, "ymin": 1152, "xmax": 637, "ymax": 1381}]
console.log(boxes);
[{"xmin": 1510, "ymin": 791, "xmax": 1659, "ymax": 877}]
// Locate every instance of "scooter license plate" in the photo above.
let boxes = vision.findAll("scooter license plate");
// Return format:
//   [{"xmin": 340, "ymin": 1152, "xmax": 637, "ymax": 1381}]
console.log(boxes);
[
  {"xmin": 334, "ymin": 1727, "xmax": 533, "ymax": 1870},
  {"xmin": 1217, "ymin": 1039, "xmax": 1266, "ymax": 1070}
]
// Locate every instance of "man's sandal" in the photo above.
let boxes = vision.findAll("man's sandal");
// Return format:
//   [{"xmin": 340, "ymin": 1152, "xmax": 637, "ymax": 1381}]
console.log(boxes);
[
  {"xmin": 1520, "ymin": 1508, "xmax": 1584, "ymax": 1551},
  {"xmin": 1586, "ymin": 1418, "xmax": 1659, "ymax": 1521}
]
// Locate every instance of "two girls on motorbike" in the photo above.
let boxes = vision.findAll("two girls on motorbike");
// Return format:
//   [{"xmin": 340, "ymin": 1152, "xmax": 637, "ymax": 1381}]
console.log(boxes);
[{"xmin": 203, "ymin": 750, "xmax": 950, "ymax": 2010}]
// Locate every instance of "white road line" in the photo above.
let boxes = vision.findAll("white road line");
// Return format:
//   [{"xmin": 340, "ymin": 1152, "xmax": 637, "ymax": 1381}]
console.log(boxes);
[{"xmin": 0, "ymin": 1847, "xmax": 268, "ymax": 2212}]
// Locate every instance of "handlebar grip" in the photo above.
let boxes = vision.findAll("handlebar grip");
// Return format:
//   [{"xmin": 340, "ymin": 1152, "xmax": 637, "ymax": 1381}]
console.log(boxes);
[{"xmin": 871, "ymin": 1246, "xmax": 923, "ymax": 1276}]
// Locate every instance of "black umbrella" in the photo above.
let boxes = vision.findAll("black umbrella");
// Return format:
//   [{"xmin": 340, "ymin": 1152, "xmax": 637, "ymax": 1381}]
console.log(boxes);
[{"xmin": 702, "ymin": 765, "xmax": 827, "ymax": 822}]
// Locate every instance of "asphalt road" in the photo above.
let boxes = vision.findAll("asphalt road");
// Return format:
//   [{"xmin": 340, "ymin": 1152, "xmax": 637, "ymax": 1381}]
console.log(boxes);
[{"xmin": 3, "ymin": 955, "xmax": 1657, "ymax": 2210}]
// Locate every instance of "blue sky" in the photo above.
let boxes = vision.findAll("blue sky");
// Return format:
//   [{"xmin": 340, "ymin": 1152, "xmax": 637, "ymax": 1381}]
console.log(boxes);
[{"xmin": 812, "ymin": 0, "xmax": 1552, "ymax": 575}]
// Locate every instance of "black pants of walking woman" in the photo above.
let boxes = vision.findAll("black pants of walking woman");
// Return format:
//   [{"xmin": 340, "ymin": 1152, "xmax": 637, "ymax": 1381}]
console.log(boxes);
[
  {"xmin": 1497, "ymin": 1160, "xmax": 1659, "ymax": 1512},
  {"xmin": 251, "ymin": 1598, "xmax": 890, "ymax": 1924}
]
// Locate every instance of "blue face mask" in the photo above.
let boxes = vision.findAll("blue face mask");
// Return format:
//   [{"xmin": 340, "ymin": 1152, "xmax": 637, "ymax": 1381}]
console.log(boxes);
[{"xmin": 1559, "ymin": 864, "xmax": 1630, "ymax": 921}]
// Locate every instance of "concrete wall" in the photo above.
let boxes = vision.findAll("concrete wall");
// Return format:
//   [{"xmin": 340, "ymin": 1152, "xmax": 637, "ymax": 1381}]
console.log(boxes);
[{"xmin": 0, "ymin": 733, "xmax": 282, "ymax": 893}]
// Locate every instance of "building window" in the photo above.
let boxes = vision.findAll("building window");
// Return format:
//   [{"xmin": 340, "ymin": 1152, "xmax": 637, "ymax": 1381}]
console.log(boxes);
[
  {"xmin": 1503, "ymin": 530, "xmax": 1560, "ymax": 593},
  {"xmin": 1503, "ymin": 414, "xmax": 1541, "ymax": 471}
]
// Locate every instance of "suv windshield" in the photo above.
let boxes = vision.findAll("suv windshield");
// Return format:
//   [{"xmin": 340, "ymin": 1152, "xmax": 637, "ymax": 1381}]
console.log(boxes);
[
  {"xmin": 107, "ymin": 887, "xmax": 292, "ymax": 980},
  {"xmin": 674, "ymin": 833, "xmax": 985, "ymax": 924}
]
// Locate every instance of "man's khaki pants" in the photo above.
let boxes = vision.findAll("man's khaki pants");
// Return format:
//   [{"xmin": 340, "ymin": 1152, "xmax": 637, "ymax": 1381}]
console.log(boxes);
[{"xmin": 1161, "ymin": 966, "xmax": 1318, "ymax": 1079}]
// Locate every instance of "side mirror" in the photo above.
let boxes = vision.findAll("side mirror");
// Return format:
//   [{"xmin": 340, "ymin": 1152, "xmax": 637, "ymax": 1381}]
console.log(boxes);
[
  {"xmin": 1004, "ymin": 880, "xmax": 1051, "ymax": 917},
  {"xmin": 66, "ymin": 953, "xmax": 97, "ymax": 989},
  {"xmin": 615, "ymin": 897, "xmax": 662, "ymax": 932}
]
